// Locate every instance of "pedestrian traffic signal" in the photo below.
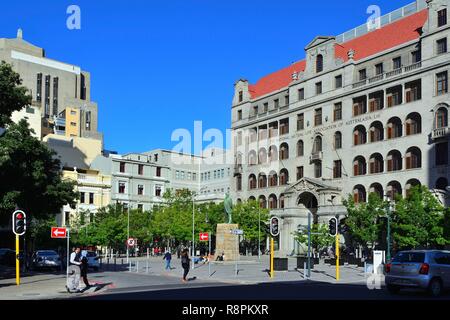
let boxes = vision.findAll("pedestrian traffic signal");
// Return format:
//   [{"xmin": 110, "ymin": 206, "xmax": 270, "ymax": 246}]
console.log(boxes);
[
  {"xmin": 269, "ymin": 217, "xmax": 280, "ymax": 237},
  {"xmin": 328, "ymin": 217, "xmax": 337, "ymax": 236},
  {"xmin": 12, "ymin": 210, "xmax": 26, "ymax": 236}
]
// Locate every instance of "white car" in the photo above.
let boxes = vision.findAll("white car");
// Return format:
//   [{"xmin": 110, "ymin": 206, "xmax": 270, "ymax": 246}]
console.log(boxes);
[{"xmin": 85, "ymin": 251, "xmax": 100, "ymax": 271}]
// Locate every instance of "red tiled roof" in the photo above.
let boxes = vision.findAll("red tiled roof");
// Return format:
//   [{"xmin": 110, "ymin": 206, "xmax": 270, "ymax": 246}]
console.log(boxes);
[{"xmin": 248, "ymin": 9, "xmax": 428, "ymax": 100}]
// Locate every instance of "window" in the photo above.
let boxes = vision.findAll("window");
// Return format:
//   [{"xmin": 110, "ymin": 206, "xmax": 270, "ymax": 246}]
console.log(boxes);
[
  {"xmin": 316, "ymin": 55, "xmax": 323, "ymax": 73},
  {"xmin": 314, "ymin": 161, "xmax": 322, "ymax": 178},
  {"xmin": 156, "ymin": 167, "xmax": 161, "ymax": 177},
  {"xmin": 280, "ymin": 143, "xmax": 289, "ymax": 160},
  {"xmin": 155, "ymin": 185, "xmax": 162, "ymax": 197},
  {"xmin": 263, "ymin": 102, "xmax": 269, "ymax": 113},
  {"xmin": 375, "ymin": 63, "xmax": 384, "ymax": 75},
  {"xmin": 193, "ymin": 172, "xmax": 197, "ymax": 181},
  {"xmin": 176, "ymin": 170, "xmax": 180, "ymax": 179},
  {"xmin": 80, "ymin": 192, "xmax": 85, "ymax": 204},
  {"xmin": 138, "ymin": 185, "xmax": 144, "ymax": 195},
  {"xmin": 315, "ymin": 82, "xmax": 322, "ymax": 95},
  {"xmin": 237, "ymin": 131, "xmax": 242, "ymax": 146},
  {"xmin": 280, "ymin": 118, "xmax": 289, "ymax": 135},
  {"xmin": 437, "ymin": 38, "xmax": 447, "ymax": 55},
  {"xmin": 405, "ymin": 80, "xmax": 421, "ymax": 102},
  {"xmin": 297, "ymin": 113, "xmax": 304, "ymax": 131},
  {"xmin": 154, "ymin": 154, "xmax": 158, "ymax": 162},
  {"xmin": 236, "ymin": 174, "xmax": 242, "ymax": 191},
  {"xmin": 298, "ymin": 88, "xmax": 305, "ymax": 100},
  {"xmin": 253, "ymin": 105, "xmax": 258, "ymax": 116},
  {"xmin": 36, "ymin": 73, "xmax": 42, "ymax": 102},
  {"xmin": 44, "ymin": 75, "xmax": 50, "ymax": 117},
  {"xmin": 359, "ymin": 69, "xmax": 367, "ymax": 81},
  {"xmin": 334, "ymin": 132, "xmax": 342, "ymax": 149},
  {"xmin": 296, "ymin": 166, "xmax": 304, "ymax": 180},
  {"xmin": 437, "ymin": 71, "xmax": 448, "ymax": 95},
  {"xmin": 313, "ymin": 136, "xmax": 322, "ymax": 153},
  {"xmin": 412, "ymin": 50, "xmax": 421, "ymax": 63},
  {"xmin": 334, "ymin": 103, "xmax": 342, "ymax": 121},
  {"xmin": 438, "ymin": 8, "xmax": 447, "ymax": 27},
  {"xmin": 138, "ymin": 164, "xmax": 144, "ymax": 175},
  {"xmin": 70, "ymin": 122, "xmax": 77, "ymax": 126},
  {"xmin": 314, "ymin": 108, "xmax": 322, "ymax": 126},
  {"xmin": 137, "ymin": 204, "xmax": 143, "ymax": 211},
  {"xmin": 118, "ymin": 182, "xmax": 126, "ymax": 194},
  {"xmin": 297, "ymin": 140, "xmax": 304, "ymax": 157},
  {"xmin": 335, "ymin": 75, "xmax": 342, "ymax": 89},
  {"xmin": 284, "ymin": 95, "xmax": 289, "ymax": 106},
  {"xmin": 333, "ymin": 160, "xmax": 342, "ymax": 178},
  {"xmin": 274, "ymin": 99, "xmax": 279, "ymax": 109},
  {"xmin": 120, "ymin": 162, "xmax": 125, "ymax": 173},
  {"xmin": 53, "ymin": 77, "xmax": 59, "ymax": 116},
  {"xmin": 85, "ymin": 111, "xmax": 91, "ymax": 131},
  {"xmin": 237, "ymin": 110, "xmax": 242, "ymax": 120},
  {"xmin": 70, "ymin": 110, "xmax": 77, "ymax": 115},
  {"xmin": 221, "ymin": 169, "xmax": 224, "ymax": 178},
  {"xmin": 238, "ymin": 91, "xmax": 243, "ymax": 102},
  {"xmin": 436, "ymin": 142, "xmax": 448, "ymax": 166},
  {"xmin": 393, "ymin": 57, "xmax": 402, "ymax": 70},
  {"xmin": 353, "ymin": 98, "xmax": 366, "ymax": 116},
  {"xmin": 89, "ymin": 193, "xmax": 94, "ymax": 204}
]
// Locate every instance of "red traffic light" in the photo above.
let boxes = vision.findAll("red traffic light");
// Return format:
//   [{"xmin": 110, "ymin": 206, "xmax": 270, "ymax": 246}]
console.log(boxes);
[{"xmin": 16, "ymin": 213, "xmax": 23, "ymax": 219}]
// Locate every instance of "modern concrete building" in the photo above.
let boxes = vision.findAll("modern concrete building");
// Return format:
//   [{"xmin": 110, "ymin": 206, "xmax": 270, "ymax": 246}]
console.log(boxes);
[
  {"xmin": 231, "ymin": 0, "xmax": 450, "ymax": 255},
  {"xmin": 0, "ymin": 29, "xmax": 102, "ymax": 143}
]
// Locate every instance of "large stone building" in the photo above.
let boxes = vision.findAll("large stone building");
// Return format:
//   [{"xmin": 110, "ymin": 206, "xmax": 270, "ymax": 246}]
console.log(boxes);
[
  {"xmin": 231, "ymin": 0, "xmax": 450, "ymax": 255},
  {"xmin": 0, "ymin": 29, "xmax": 103, "ymax": 143}
]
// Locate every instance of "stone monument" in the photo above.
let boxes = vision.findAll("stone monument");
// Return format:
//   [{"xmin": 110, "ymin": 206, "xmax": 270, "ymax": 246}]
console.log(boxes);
[{"xmin": 215, "ymin": 193, "xmax": 240, "ymax": 261}]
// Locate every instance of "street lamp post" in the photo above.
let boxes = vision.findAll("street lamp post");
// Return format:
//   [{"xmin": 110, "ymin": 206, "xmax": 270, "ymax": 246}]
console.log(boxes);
[
  {"xmin": 384, "ymin": 194, "xmax": 393, "ymax": 262},
  {"xmin": 127, "ymin": 208, "xmax": 130, "ymax": 263},
  {"xmin": 307, "ymin": 211, "xmax": 311, "ymax": 279},
  {"xmin": 192, "ymin": 194, "xmax": 195, "ymax": 270},
  {"xmin": 258, "ymin": 206, "xmax": 261, "ymax": 260}
]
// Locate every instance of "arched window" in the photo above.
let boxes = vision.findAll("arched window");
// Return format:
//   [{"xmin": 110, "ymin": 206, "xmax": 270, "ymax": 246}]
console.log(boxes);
[
  {"xmin": 297, "ymin": 140, "xmax": 304, "ymax": 157},
  {"xmin": 279, "ymin": 194, "xmax": 285, "ymax": 209},
  {"xmin": 405, "ymin": 147, "xmax": 421, "ymax": 169},
  {"xmin": 248, "ymin": 150, "xmax": 257, "ymax": 166},
  {"xmin": 369, "ymin": 153, "xmax": 384, "ymax": 174},
  {"xmin": 353, "ymin": 125, "xmax": 367, "ymax": 145},
  {"xmin": 248, "ymin": 196, "xmax": 256, "ymax": 202},
  {"xmin": 280, "ymin": 143, "xmax": 289, "ymax": 160},
  {"xmin": 334, "ymin": 132, "xmax": 342, "ymax": 150},
  {"xmin": 258, "ymin": 148, "xmax": 267, "ymax": 164},
  {"xmin": 236, "ymin": 174, "xmax": 242, "ymax": 191},
  {"xmin": 258, "ymin": 173, "xmax": 267, "ymax": 188},
  {"xmin": 269, "ymin": 145, "xmax": 278, "ymax": 162},
  {"xmin": 268, "ymin": 194, "xmax": 278, "ymax": 209},
  {"xmin": 313, "ymin": 136, "xmax": 322, "ymax": 153},
  {"xmin": 405, "ymin": 179, "xmax": 421, "ymax": 197},
  {"xmin": 405, "ymin": 113, "xmax": 421, "ymax": 135},
  {"xmin": 279, "ymin": 169, "xmax": 289, "ymax": 185},
  {"xmin": 387, "ymin": 181, "xmax": 402, "ymax": 200},
  {"xmin": 316, "ymin": 54, "xmax": 323, "ymax": 73},
  {"xmin": 436, "ymin": 177, "xmax": 448, "ymax": 190},
  {"xmin": 369, "ymin": 183, "xmax": 383, "ymax": 199},
  {"xmin": 353, "ymin": 156, "xmax": 367, "ymax": 176},
  {"xmin": 236, "ymin": 198, "xmax": 242, "ymax": 204},
  {"xmin": 369, "ymin": 121, "xmax": 384, "ymax": 142},
  {"xmin": 353, "ymin": 185, "xmax": 366, "ymax": 203},
  {"xmin": 387, "ymin": 150, "xmax": 402, "ymax": 171},
  {"xmin": 387, "ymin": 117, "xmax": 402, "ymax": 139},
  {"xmin": 259, "ymin": 195, "xmax": 267, "ymax": 209},
  {"xmin": 248, "ymin": 174, "xmax": 257, "ymax": 190},
  {"xmin": 436, "ymin": 106, "xmax": 448, "ymax": 129},
  {"xmin": 269, "ymin": 171, "xmax": 278, "ymax": 187}
]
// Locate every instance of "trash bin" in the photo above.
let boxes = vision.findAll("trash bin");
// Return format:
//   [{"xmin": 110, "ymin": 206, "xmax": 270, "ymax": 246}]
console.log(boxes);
[
  {"xmin": 330, "ymin": 259, "xmax": 344, "ymax": 266},
  {"xmin": 297, "ymin": 256, "xmax": 314, "ymax": 269},
  {"xmin": 273, "ymin": 258, "xmax": 288, "ymax": 271}
]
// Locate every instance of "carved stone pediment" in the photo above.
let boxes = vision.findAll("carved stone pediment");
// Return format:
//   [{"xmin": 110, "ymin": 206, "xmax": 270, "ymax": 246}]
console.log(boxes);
[
  {"xmin": 283, "ymin": 177, "xmax": 341, "ymax": 195},
  {"xmin": 305, "ymin": 36, "xmax": 335, "ymax": 51}
]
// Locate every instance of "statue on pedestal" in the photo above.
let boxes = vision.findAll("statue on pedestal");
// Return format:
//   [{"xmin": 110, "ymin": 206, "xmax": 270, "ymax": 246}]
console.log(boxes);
[{"xmin": 224, "ymin": 192, "xmax": 233, "ymax": 224}]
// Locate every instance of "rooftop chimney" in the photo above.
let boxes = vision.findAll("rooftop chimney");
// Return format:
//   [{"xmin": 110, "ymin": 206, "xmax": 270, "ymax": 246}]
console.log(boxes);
[{"xmin": 17, "ymin": 28, "xmax": 23, "ymax": 39}]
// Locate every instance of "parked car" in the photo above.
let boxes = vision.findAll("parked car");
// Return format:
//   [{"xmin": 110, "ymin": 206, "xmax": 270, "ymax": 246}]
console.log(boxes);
[
  {"xmin": 31, "ymin": 250, "xmax": 62, "ymax": 271},
  {"xmin": 385, "ymin": 250, "xmax": 450, "ymax": 297},
  {"xmin": 0, "ymin": 248, "xmax": 15, "ymax": 266},
  {"xmin": 85, "ymin": 251, "xmax": 99, "ymax": 271}
]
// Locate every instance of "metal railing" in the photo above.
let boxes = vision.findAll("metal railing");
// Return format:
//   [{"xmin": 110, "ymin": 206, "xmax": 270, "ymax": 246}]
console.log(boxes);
[{"xmin": 432, "ymin": 127, "xmax": 450, "ymax": 139}]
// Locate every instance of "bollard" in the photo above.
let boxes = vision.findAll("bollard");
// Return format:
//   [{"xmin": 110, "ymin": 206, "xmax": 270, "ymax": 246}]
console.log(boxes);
[
  {"xmin": 136, "ymin": 261, "xmax": 139, "ymax": 272},
  {"xmin": 114, "ymin": 257, "xmax": 116, "ymax": 271},
  {"xmin": 107, "ymin": 258, "xmax": 109, "ymax": 271},
  {"xmin": 121, "ymin": 259, "xmax": 123, "ymax": 266},
  {"xmin": 146, "ymin": 260, "xmax": 149, "ymax": 273},
  {"xmin": 129, "ymin": 261, "xmax": 132, "ymax": 272},
  {"xmin": 304, "ymin": 262, "xmax": 307, "ymax": 279}
]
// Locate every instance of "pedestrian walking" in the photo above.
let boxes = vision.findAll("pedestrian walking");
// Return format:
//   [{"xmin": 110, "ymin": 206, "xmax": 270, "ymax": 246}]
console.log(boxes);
[
  {"xmin": 163, "ymin": 251, "xmax": 172, "ymax": 270},
  {"xmin": 181, "ymin": 249, "xmax": 190, "ymax": 282},
  {"xmin": 67, "ymin": 247, "xmax": 82, "ymax": 293},
  {"xmin": 80, "ymin": 250, "xmax": 91, "ymax": 289}
]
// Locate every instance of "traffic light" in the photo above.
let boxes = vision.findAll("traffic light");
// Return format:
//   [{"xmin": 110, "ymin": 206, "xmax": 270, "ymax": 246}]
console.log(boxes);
[
  {"xmin": 12, "ymin": 210, "xmax": 26, "ymax": 236},
  {"xmin": 328, "ymin": 217, "xmax": 337, "ymax": 236},
  {"xmin": 269, "ymin": 217, "xmax": 280, "ymax": 237}
]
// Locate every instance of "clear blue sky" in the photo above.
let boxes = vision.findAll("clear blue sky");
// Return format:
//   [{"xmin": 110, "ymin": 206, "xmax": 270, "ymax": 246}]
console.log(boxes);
[{"xmin": 0, "ymin": 0, "xmax": 412, "ymax": 154}]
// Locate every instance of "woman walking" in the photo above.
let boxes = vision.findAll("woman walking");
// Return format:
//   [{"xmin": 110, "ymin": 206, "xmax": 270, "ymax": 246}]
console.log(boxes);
[
  {"xmin": 80, "ymin": 250, "xmax": 91, "ymax": 289},
  {"xmin": 181, "ymin": 249, "xmax": 190, "ymax": 282}
]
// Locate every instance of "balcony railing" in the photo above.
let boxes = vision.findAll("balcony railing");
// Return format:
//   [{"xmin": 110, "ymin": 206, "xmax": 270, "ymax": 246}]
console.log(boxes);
[
  {"xmin": 432, "ymin": 127, "xmax": 450, "ymax": 139},
  {"xmin": 404, "ymin": 61, "xmax": 422, "ymax": 72},
  {"xmin": 352, "ymin": 79, "xmax": 367, "ymax": 89},
  {"xmin": 309, "ymin": 151, "xmax": 323, "ymax": 163},
  {"xmin": 369, "ymin": 74, "xmax": 383, "ymax": 83},
  {"xmin": 386, "ymin": 68, "xmax": 402, "ymax": 78}
]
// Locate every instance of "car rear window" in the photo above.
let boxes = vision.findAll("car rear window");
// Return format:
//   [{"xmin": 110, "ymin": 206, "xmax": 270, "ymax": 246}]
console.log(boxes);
[
  {"xmin": 87, "ymin": 252, "xmax": 97, "ymax": 257},
  {"xmin": 393, "ymin": 252, "xmax": 425, "ymax": 263}
]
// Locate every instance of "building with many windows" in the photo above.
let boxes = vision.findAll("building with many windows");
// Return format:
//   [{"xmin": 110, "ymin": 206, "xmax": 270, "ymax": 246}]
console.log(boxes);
[{"xmin": 231, "ymin": 0, "xmax": 450, "ymax": 255}]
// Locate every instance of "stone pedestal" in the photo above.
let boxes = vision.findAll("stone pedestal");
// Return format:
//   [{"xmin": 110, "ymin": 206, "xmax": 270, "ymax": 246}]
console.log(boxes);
[{"xmin": 215, "ymin": 223, "xmax": 240, "ymax": 261}]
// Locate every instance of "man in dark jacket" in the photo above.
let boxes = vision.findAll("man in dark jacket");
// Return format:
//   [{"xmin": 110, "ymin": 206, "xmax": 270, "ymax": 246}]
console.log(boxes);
[{"xmin": 163, "ymin": 251, "xmax": 172, "ymax": 270}]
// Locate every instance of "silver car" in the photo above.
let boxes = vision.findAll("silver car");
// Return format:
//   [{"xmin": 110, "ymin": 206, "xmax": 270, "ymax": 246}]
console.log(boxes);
[
  {"xmin": 86, "ymin": 251, "xmax": 100, "ymax": 271},
  {"xmin": 31, "ymin": 250, "xmax": 62, "ymax": 271},
  {"xmin": 385, "ymin": 250, "xmax": 450, "ymax": 297}
]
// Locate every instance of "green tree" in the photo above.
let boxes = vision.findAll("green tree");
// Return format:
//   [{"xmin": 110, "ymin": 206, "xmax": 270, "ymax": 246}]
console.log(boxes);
[
  {"xmin": 232, "ymin": 200, "xmax": 269, "ymax": 253},
  {"xmin": 0, "ymin": 61, "xmax": 31, "ymax": 127},
  {"xmin": 392, "ymin": 185, "xmax": 448, "ymax": 250},
  {"xmin": 343, "ymin": 192, "xmax": 387, "ymax": 252},
  {"xmin": 294, "ymin": 223, "xmax": 333, "ymax": 255}
]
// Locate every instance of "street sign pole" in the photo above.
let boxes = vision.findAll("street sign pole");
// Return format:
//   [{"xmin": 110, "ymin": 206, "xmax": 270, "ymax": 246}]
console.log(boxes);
[
  {"xmin": 16, "ymin": 234, "xmax": 20, "ymax": 286},
  {"xmin": 336, "ymin": 230, "xmax": 340, "ymax": 281},
  {"xmin": 270, "ymin": 238, "xmax": 274, "ymax": 278},
  {"xmin": 66, "ymin": 228, "xmax": 70, "ymax": 283},
  {"xmin": 307, "ymin": 211, "xmax": 311, "ymax": 279},
  {"xmin": 235, "ymin": 235, "xmax": 238, "ymax": 277},
  {"xmin": 208, "ymin": 233, "xmax": 211, "ymax": 277}
]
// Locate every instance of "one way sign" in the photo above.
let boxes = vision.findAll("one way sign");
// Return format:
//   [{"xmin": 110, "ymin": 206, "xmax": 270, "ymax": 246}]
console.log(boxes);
[
  {"xmin": 199, "ymin": 233, "xmax": 209, "ymax": 241},
  {"xmin": 51, "ymin": 227, "xmax": 67, "ymax": 238}
]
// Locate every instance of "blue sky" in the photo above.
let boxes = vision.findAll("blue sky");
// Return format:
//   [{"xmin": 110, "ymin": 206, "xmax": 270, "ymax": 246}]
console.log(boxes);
[{"xmin": 0, "ymin": 0, "xmax": 413, "ymax": 154}]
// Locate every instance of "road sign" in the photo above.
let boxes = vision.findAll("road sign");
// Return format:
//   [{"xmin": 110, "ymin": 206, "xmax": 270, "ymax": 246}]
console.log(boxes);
[
  {"xmin": 230, "ymin": 229, "xmax": 244, "ymax": 235},
  {"xmin": 199, "ymin": 233, "xmax": 209, "ymax": 241},
  {"xmin": 127, "ymin": 238, "xmax": 136, "ymax": 247},
  {"xmin": 51, "ymin": 227, "xmax": 67, "ymax": 238}
]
